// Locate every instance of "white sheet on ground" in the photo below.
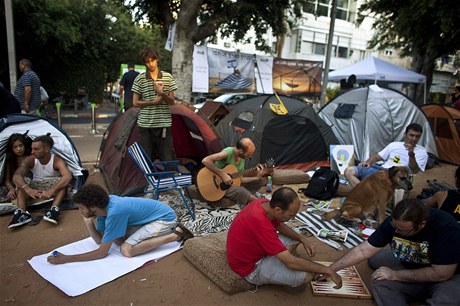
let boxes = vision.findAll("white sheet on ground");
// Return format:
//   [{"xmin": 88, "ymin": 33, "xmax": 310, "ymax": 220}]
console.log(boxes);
[{"xmin": 28, "ymin": 237, "xmax": 181, "ymax": 297}]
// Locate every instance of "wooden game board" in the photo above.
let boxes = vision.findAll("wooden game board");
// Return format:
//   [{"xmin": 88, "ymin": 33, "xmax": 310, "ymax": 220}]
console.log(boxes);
[{"xmin": 311, "ymin": 261, "xmax": 372, "ymax": 299}]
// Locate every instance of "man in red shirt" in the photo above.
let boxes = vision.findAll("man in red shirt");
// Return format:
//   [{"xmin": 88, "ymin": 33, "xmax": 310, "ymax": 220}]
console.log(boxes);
[{"xmin": 227, "ymin": 187, "xmax": 342, "ymax": 288}]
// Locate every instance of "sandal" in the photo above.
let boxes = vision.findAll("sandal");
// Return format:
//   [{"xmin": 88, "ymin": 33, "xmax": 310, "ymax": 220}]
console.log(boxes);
[{"xmin": 172, "ymin": 223, "xmax": 194, "ymax": 243}]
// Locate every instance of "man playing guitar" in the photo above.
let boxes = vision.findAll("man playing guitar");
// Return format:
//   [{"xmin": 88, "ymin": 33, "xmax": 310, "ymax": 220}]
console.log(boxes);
[{"xmin": 200, "ymin": 138, "xmax": 273, "ymax": 205}]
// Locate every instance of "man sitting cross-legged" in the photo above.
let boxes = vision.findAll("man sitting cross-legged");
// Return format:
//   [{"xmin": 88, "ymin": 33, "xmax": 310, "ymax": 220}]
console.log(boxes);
[
  {"xmin": 227, "ymin": 187, "xmax": 342, "ymax": 288},
  {"xmin": 47, "ymin": 184, "xmax": 193, "ymax": 264},
  {"xmin": 201, "ymin": 138, "xmax": 272, "ymax": 205},
  {"xmin": 9, "ymin": 135, "xmax": 72, "ymax": 228}
]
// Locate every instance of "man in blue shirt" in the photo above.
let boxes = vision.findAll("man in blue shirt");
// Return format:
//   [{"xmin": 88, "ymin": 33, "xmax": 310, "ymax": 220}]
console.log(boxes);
[{"xmin": 47, "ymin": 184, "xmax": 193, "ymax": 264}]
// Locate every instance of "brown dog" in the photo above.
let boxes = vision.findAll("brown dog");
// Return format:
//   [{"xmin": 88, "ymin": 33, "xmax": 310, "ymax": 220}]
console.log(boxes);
[{"xmin": 322, "ymin": 166, "xmax": 413, "ymax": 224}]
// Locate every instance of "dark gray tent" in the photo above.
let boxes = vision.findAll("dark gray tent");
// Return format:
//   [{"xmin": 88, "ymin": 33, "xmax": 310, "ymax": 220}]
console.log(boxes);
[
  {"xmin": 215, "ymin": 94, "xmax": 338, "ymax": 170},
  {"xmin": 318, "ymin": 86, "xmax": 437, "ymax": 163}
]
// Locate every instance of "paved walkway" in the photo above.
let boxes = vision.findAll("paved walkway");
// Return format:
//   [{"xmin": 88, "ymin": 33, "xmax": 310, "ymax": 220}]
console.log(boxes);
[
  {"xmin": 60, "ymin": 100, "xmax": 119, "ymax": 119},
  {"xmin": 58, "ymin": 101, "xmax": 120, "ymax": 165}
]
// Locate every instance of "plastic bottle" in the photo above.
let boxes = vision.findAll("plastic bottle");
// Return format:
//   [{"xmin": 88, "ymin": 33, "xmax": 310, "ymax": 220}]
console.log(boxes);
[{"xmin": 266, "ymin": 176, "xmax": 272, "ymax": 193}]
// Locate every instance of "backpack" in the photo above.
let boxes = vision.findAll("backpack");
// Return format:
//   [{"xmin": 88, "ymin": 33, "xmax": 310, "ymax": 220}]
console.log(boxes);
[{"xmin": 299, "ymin": 168, "xmax": 339, "ymax": 200}]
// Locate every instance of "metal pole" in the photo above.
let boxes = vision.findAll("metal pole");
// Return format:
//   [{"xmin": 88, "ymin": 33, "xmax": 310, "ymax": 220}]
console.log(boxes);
[
  {"xmin": 319, "ymin": 0, "xmax": 338, "ymax": 107},
  {"xmin": 55, "ymin": 102, "xmax": 62, "ymax": 128},
  {"xmin": 5, "ymin": 0, "xmax": 17, "ymax": 91},
  {"xmin": 90, "ymin": 103, "xmax": 98, "ymax": 134}
]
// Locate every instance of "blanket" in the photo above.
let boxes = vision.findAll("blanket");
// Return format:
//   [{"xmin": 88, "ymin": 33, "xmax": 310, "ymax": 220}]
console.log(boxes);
[{"xmin": 296, "ymin": 210, "xmax": 365, "ymax": 249}]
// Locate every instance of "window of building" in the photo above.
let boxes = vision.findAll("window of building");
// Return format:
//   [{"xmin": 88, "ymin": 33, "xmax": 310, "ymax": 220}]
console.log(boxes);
[
  {"xmin": 300, "ymin": 30, "xmax": 350, "ymax": 58},
  {"xmin": 303, "ymin": 0, "xmax": 357, "ymax": 22},
  {"xmin": 337, "ymin": 46, "xmax": 349, "ymax": 58},
  {"xmin": 314, "ymin": 43, "xmax": 326, "ymax": 55},
  {"xmin": 384, "ymin": 49, "xmax": 394, "ymax": 57},
  {"xmin": 317, "ymin": 0, "xmax": 329, "ymax": 17},
  {"xmin": 304, "ymin": 1, "xmax": 315, "ymax": 14}
]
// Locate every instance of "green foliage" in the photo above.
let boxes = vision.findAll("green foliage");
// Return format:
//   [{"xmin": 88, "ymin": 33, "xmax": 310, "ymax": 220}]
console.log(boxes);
[
  {"xmin": 358, "ymin": 0, "xmax": 460, "ymax": 58},
  {"xmin": 429, "ymin": 92, "xmax": 448, "ymax": 104},
  {"xmin": 0, "ymin": 0, "xmax": 166, "ymax": 103},
  {"xmin": 129, "ymin": 0, "xmax": 307, "ymax": 52},
  {"xmin": 325, "ymin": 86, "xmax": 341, "ymax": 102}
]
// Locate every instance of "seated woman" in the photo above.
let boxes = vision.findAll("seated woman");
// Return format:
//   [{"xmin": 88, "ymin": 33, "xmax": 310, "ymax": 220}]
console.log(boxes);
[
  {"xmin": 424, "ymin": 166, "xmax": 460, "ymax": 222},
  {"xmin": 0, "ymin": 133, "xmax": 31, "ymax": 202}
]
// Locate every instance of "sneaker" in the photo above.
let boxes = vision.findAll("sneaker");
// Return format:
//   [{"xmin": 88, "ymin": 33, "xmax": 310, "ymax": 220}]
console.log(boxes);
[
  {"xmin": 8, "ymin": 209, "xmax": 32, "ymax": 229},
  {"xmin": 43, "ymin": 206, "xmax": 60, "ymax": 224}
]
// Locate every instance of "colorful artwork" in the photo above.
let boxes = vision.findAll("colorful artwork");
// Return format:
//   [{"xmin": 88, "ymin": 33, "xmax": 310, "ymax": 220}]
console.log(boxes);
[
  {"xmin": 330, "ymin": 145, "xmax": 354, "ymax": 175},
  {"xmin": 311, "ymin": 261, "xmax": 372, "ymax": 299},
  {"xmin": 272, "ymin": 58, "xmax": 323, "ymax": 95}
]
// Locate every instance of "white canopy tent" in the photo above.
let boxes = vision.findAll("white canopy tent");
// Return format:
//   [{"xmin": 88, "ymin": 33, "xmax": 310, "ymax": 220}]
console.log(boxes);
[{"xmin": 328, "ymin": 56, "xmax": 427, "ymax": 103}]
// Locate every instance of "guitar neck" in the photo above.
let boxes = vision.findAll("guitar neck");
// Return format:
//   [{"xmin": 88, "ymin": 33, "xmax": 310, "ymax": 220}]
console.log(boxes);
[{"xmin": 229, "ymin": 164, "xmax": 263, "ymax": 179}]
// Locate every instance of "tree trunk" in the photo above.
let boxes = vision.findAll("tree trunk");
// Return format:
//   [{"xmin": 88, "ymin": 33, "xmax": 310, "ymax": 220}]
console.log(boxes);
[
  {"xmin": 418, "ymin": 54, "xmax": 435, "ymax": 104},
  {"xmin": 171, "ymin": 30, "xmax": 194, "ymax": 103},
  {"xmin": 411, "ymin": 47, "xmax": 436, "ymax": 105},
  {"xmin": 170, "ymin": 0, "xmax": 203, "ymax": 104},
  {"xmin": 276, "ymin": 18, "xmax": 290, "ymax": 58}
]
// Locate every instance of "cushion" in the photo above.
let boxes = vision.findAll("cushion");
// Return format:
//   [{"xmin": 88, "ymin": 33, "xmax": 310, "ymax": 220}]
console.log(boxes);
[
  {"xmin": 272, "ymin": 169, "xmax": 310, "ymax": 185},
  {"xmin": 183, "ymin": 231, "xmax": 254, "ymax": 294}
]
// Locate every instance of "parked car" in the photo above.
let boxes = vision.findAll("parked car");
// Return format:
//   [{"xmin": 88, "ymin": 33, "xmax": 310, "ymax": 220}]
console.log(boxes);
[{"xmin": 194, "ymin": 93, "xmax": 257, "ymax": 109}]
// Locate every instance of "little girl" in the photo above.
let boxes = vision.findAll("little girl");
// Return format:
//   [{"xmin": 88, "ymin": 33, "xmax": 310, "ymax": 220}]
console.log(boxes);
[{"xmin": 0, "ymin": 133, "xmax": 31, "ymax": 202}]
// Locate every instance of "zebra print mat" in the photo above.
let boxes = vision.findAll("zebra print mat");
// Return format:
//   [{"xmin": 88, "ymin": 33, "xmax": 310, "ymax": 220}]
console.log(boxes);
[
  {"xmin": 295, "ymin": 210, "xmax": 365, "ymax": 249},
  {"xmin": 158, "ymin": 193, "xmax": 240, "ymax": 237}
]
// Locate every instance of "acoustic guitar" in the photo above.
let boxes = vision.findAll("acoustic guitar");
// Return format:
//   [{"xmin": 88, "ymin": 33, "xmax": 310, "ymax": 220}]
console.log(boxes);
[{"xmin": 196, "ymin": 159, "xmax": 275, "ymax": 202}]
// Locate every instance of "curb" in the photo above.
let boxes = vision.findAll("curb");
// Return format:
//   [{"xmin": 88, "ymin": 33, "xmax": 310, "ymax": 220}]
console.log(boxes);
[{"xmin": 61, "ymin": 113, "xmax": 117, "ymax": 119}]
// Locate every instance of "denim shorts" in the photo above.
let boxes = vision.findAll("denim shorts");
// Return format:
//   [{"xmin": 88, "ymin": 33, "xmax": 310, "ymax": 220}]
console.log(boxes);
[
  {"xmin": 244, "ymin": 234, "xmax": 307, "ymax": 287},
  {"xmin": 354, "ymin": 165, "xmax": 384, "ymax": 180},
  {"xmin": 125, "ymin": 220, "xmax": 177, "ymax": 245}
]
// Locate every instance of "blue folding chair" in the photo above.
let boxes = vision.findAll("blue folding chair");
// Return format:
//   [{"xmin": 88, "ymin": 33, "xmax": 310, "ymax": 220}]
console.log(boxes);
[{"xmin": 128, "ymin": 142, "xmax": 195, "ymax": 220}]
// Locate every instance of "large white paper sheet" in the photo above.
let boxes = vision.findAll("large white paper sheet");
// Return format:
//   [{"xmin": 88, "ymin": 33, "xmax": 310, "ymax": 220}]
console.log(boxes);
[{"xmin": 28, "ymin": 237, "xmax": 181, "ymax": 297}]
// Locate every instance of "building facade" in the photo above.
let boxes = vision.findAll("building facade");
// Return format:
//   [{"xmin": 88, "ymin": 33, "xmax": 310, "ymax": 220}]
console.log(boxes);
[{"xmin": 207, "ymin": 0, "xmax": 458, "ymax": 98}]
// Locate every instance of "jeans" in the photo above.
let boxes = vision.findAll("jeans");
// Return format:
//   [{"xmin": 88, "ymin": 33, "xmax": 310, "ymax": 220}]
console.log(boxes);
[{"xmin": 368, "ymin": 249, "xmax": 460, "ymax": 306}]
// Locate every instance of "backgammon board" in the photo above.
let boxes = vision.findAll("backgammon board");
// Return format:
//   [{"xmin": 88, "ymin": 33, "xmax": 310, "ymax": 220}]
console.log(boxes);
[{"xmin": 311, "ymin": 261, "xmax": 372, "ymax": 299}]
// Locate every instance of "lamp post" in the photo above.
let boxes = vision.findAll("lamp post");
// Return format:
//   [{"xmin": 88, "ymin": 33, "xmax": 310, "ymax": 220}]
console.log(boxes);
[
  {"xmin": 5, "ymin": 0, "xmax": 17, "ymax": 92},
  {"xmin": 320, "ymin": 0, "xmax": 338, "ymax": 107}
]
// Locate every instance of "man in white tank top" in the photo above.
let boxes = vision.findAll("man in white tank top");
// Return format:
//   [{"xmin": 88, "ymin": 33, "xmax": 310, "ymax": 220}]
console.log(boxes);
[{"xmin": 9, "ymin": 135, "xmax": 72, "ymax": 229}]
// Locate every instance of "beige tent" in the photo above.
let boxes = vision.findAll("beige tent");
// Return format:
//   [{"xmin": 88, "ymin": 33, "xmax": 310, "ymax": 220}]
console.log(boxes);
[{"xmin": 421, "ymin": 105, "xmax": 460, "ymax": 165}]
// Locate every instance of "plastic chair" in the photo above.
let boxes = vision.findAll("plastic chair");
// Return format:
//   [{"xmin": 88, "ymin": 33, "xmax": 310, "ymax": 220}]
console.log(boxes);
[{"xmin": 128, "ymin": 142, "xmax": 195, "ymax": 220}]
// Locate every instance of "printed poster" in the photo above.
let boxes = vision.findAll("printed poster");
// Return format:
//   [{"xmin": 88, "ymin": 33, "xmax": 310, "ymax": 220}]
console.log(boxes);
[
  {"xmin": 273, "ymin": 58, "xmax": 322, "ymax": 95},
  {"xmin": 207, "ymin": 47, "xmax": 256, "ymax": 94},
  {"xmin": 192, "ymin": 45, "xmax": 209, "ymax": 93},
  {"xmin": 255, "ymin": 55, "xmax": 274, "ymax": 94}
]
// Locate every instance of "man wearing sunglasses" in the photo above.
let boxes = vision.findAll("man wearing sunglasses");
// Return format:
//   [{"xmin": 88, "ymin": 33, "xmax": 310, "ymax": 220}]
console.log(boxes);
[{"xmin": 325, "ymin": 198, "xmax": 460, "ymax": 305}]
